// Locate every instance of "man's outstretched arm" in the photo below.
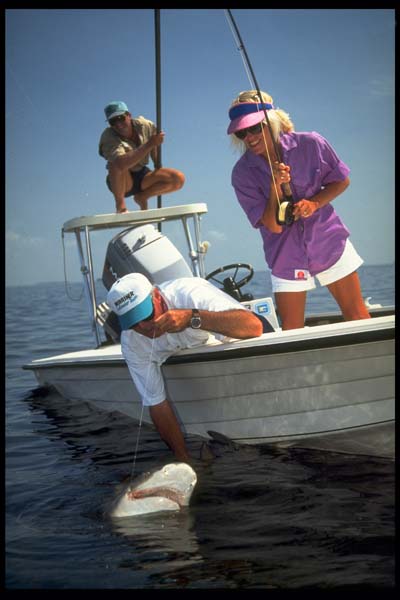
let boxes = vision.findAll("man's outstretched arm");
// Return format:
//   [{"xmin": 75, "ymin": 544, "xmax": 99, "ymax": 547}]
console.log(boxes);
[{"xmin": 153, "ymin": 308, "xmax": 263, "ymax": 339}]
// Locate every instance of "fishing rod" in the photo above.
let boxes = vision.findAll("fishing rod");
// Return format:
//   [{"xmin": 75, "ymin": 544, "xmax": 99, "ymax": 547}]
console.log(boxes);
[
  {"xmin": 225, "ymin": 9, "xmax": 295, "ymax": 226},
  {"xmin": 154, "ymin": 9, "xmax": 162, "ymax": 230}
]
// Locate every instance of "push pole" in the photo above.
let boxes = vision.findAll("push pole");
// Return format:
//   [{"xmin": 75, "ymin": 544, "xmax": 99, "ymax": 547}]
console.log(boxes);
[{"xmin": 154, "ymin": 9, "xmax": 162, "ymax": 230}]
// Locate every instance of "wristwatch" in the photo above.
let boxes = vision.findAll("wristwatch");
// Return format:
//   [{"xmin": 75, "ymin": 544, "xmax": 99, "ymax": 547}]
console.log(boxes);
[{"xmin": 190, "ymin": 309, "xmax": 202, "ymax": 329}]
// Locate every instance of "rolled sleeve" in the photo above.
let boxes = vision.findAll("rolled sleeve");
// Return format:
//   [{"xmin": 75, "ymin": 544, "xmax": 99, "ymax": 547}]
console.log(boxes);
[
  {"xmin": 232, "ymin": 165, "xmax": 269, "ymax": 229},
  {"xmin": 314, "ymin": 132, "xmax": 350, "ymax": 185}
]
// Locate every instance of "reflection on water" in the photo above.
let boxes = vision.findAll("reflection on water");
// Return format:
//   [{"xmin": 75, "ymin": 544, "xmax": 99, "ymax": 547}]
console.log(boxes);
[{"xmin": 111, "ymin": 510, "xmax": 200, "ymax": 555}]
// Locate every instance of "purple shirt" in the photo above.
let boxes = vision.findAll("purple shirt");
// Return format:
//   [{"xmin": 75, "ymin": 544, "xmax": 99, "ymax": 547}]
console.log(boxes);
[{"xmin": 232, "ymin": 131, "xmax": 351, "ymax": 280}]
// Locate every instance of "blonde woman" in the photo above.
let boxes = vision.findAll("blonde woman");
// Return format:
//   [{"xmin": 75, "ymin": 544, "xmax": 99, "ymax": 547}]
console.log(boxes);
[{"xmin": 227, "ymin": 90, "xmax": 370, "ymax": 329}]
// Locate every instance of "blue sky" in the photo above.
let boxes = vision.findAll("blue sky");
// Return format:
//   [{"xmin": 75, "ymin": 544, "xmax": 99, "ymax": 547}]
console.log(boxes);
[{"xmin": 6, "ymin": 8, "xmax": 395, "ymax": 286}]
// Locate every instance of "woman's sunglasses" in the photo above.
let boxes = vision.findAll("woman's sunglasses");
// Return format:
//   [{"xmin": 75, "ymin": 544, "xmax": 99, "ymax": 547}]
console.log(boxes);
[
  {"xmin": 109, "ymin": 114, "xmax": 127, "ymax": 127},
  {"xmin": 234, "ymin": 122, "xmax": 263, "ymax": 140}
]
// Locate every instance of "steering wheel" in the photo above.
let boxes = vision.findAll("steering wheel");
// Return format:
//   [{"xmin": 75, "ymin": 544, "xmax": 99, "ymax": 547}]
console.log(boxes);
[{"xmin": 205, "ymin": 263, "xmax": 254, "ymax": 290}]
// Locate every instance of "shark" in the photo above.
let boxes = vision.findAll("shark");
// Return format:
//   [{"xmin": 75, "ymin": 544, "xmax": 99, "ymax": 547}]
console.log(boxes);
[{"xmin": 110, "ymin": 462, "xmax": 197, "ymax": 518}]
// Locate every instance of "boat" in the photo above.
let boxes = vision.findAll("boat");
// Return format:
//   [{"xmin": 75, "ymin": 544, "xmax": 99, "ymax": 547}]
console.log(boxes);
[
  {"xmin": 22, "ymin": 10, "xmax": 394, "ymax": 459},
  {"xmin": 23, "ymin": 204, "xmax": 395, "ymax": 459}
]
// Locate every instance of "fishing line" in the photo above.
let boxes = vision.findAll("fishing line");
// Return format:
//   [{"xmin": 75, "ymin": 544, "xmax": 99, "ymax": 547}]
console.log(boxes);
[
  {"xmin": 224, "ymin": 9, "xmax": 295, "ymax": 225},
  {"xmin": 128, "ymin": 329, "xmax": 157, "ymax": 487},
  {"xmin": 6, "ymin": 59, "xmax": 44, "ymax": 118}
]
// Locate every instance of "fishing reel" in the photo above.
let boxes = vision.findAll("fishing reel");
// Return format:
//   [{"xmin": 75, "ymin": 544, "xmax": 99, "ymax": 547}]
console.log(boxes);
[
  {"xmin": 273, "ymin": 171, "xmax": 296, "ymax": 226},
  {"xmin": 276, "ymin": 199, "xmax": 295, "ymax": 226}
]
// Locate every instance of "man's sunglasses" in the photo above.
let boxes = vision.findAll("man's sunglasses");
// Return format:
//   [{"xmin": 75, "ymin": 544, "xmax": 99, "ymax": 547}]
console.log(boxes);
[
  {"xmin": 109, "ymin": 114, "xmax": 127, "ymax": 127},
  {"xmin": 234, "ymin": 122, "xmax": 263, "ymax": 140},
  {"xmin": 141, "ymin": 309, "xmax": 155, "ymax": 323},
  {"xmin": 133, "ymin": 307, "xmax": 155, "ymax": 328}
]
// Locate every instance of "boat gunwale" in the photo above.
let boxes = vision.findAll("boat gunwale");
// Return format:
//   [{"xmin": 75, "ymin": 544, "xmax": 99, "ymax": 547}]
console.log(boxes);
[{"xmin": 22, "ymin": 314, "xmax": 394, "ymax": 370}]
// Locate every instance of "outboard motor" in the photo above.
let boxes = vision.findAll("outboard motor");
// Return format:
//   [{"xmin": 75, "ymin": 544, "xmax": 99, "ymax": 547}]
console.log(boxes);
[{"xmin": 102, "ymin": 224, "xmax": 193, "ymax": 290}]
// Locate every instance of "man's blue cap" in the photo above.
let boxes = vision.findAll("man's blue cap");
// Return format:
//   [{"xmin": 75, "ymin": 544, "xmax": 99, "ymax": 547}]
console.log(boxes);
[
  {"xmin": 104, "ymin": 101, "xmax": 129, "ymax": 122},
  {"xmin": 107, "ymin": 273, "xmax": 154, "ymax": 330}
]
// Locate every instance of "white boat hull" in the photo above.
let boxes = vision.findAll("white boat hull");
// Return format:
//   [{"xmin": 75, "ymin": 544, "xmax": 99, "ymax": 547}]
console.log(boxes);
[{"xmin": 25, "ymin": 316, "xmax": 395, "ymax": 459}]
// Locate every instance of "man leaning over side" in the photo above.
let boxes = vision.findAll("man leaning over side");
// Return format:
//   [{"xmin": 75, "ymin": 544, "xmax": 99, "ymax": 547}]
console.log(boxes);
[{"xmin": 107, "ymin": 273, "xmax": 271, "ymax": 462}]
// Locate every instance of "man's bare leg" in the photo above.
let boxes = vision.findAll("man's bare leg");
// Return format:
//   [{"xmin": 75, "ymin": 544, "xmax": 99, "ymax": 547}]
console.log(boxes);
[
  {"xmin": 107, "ymin": 164, "xmax": 133, "ymax": 213},
  {"xmin": 133, "ymin": 192, "xmax": 149, "ymax": 211},
  {"xmin": 134, "ymin": 168, "xmax": 185, "ymax": 211}
]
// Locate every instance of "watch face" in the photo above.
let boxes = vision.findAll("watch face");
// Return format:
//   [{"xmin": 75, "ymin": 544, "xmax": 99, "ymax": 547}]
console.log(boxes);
[{"xmin": 191, "ymin": 310, "xmax": 201, "ymax": 329}]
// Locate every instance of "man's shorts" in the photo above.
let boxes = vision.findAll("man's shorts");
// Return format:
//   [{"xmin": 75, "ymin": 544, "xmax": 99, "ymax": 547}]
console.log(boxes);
[
  {"xmin": 106, "ymin": 166, "xmax": 151, "ymax": 196},
  {"xmin": 271, "ymin": 239, "xmax": 364, "ymax": 293}
]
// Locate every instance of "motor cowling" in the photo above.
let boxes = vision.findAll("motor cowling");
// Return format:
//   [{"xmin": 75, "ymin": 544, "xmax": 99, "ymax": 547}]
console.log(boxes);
[{"xmin": 102, "ymin": 224, "xmax": 193, "ymax": 290}]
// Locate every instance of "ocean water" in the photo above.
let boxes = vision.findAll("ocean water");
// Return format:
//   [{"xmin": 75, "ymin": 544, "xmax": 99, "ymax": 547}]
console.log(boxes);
[{"xmin": 6, "ymin": 265, "xmax": 395, "ymax": 589}]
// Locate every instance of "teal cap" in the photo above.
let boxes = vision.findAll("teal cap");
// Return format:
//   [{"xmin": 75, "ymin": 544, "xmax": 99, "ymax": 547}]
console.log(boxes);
[{"xmin": 104, "ymin": 101, "xmax": 129, "ymax": 122}]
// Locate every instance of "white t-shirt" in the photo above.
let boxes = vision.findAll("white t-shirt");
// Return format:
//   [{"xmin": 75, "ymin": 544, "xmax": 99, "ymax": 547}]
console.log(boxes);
[{"xmin": 121, "ymin": 278, "xmax": 247, "ymax": 406}]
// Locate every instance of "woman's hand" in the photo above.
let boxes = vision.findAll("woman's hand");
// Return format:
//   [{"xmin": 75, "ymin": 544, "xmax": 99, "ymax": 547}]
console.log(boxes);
[
  {"xmin": 293, "ymin": 199, "xmax": 320, "ymax": 219},
  {"xmin": 292, "ymin": 179, "xmax": 349, "ymax": 219},
  {"xmin": 272, "ymin": 162, "xmax": 291, "ymax": 186}
]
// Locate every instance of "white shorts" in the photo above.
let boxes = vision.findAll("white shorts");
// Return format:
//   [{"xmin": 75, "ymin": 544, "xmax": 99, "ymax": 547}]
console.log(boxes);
[{"xmin": 271, "ymin": 239, "xmax": 364, "ymax": 293}]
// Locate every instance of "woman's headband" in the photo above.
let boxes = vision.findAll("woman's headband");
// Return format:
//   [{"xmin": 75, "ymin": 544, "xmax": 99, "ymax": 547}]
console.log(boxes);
[{"xmin": 228, "ymin": 102, "xmax": 274, "ymax": 121}]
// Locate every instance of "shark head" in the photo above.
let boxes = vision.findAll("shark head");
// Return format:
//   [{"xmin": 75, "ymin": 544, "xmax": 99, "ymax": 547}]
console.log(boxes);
[{"xmin": 110, "ymin": 462, "xmax": 197, "ymax": 518}]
